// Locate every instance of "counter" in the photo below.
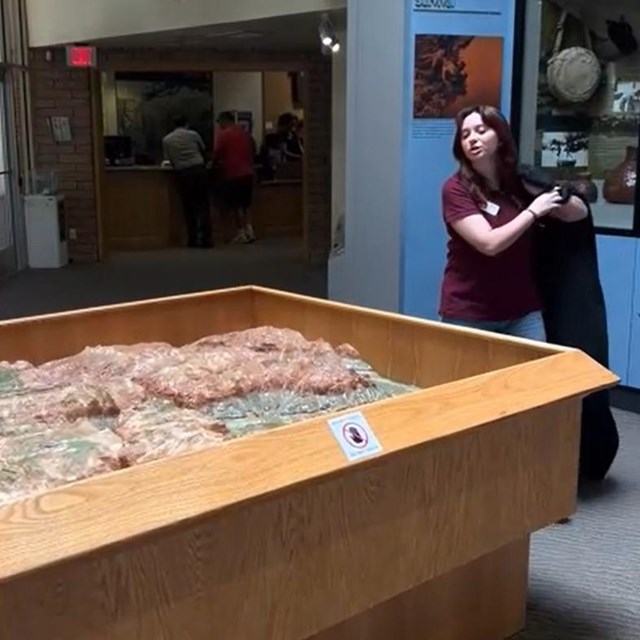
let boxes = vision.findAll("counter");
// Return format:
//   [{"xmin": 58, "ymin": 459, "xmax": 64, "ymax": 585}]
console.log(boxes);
[{"xmin": 102, "ymin": 166, "xmax": 303, "ymax": 250}]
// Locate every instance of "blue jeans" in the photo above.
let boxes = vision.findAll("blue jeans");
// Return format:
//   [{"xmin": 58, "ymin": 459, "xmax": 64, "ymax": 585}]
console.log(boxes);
[{"xmin": 441, "ymin": 311, "xmax": 546, "ymax": 341}]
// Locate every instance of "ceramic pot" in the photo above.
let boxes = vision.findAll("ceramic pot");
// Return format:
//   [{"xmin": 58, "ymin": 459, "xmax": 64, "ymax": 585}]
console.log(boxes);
[
  {"xmin": 565, "ymin": 171, "xmax": 598, "ymax": 203},
  {"xmin": 603, "ymin": 146, "xmax": 637, "ymax": 204}
]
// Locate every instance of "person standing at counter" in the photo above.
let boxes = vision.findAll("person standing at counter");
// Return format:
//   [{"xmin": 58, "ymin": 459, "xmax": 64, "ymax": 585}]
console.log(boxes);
[
  {"xmin": 213, "ymin": 111, "xmax": 256, "ymax": 244},
  {"xmin": 162, "ymin": 115, "xmax": 212, "ymax": 248}
]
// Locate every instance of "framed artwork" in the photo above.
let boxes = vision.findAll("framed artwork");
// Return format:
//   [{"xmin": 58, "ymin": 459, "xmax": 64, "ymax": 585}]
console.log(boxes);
[
  {"xmin": 413, "ymin": 34, "xmax": 503, "ymax": 118},
  {"xmin": 540, "ymin": 130, "xmax": 589, "ymax": 168}
]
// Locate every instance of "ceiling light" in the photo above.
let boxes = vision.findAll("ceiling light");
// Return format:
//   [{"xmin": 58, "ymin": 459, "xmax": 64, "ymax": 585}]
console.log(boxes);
[{"xmin": 319, "ymin": 13, "xmax": 340, "ymax": 55}]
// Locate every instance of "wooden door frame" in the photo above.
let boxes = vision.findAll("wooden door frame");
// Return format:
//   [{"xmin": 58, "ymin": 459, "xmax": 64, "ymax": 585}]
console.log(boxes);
[
  {"xmin": 89, "ymin": 69, "xmax": 106, "ymax": 260},
  {"xmin": 90, "ymin": 56, "xmax": 314, "ymax": 261}
]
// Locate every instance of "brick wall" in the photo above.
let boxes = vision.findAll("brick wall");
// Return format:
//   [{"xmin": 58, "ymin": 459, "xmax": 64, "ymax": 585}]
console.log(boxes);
[
  {"xmin": 30, "ymin": 49, "xmax": 98, "ymax": 262},
  {"xmin": 28, "ymin": 48, "xmax": 332, "ymax": 264}
]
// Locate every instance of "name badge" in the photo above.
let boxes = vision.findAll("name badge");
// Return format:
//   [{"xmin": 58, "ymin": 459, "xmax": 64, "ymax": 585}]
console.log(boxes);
[{"xmin": 482, "ymin": 201, "xmax": 500, "ymax": 216}]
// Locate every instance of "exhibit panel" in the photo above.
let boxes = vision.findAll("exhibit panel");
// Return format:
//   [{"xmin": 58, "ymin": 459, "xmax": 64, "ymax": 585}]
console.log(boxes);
[
  {"xmin": 0, "ymin": 287, "xmax": 617, "ymax": 639},
  {"xmin": 627, "ymin": 239, "xmax": 640, "ymax": 388},
  {"xmin": 401, "ymin": 0, "xmax": 522, "ymax": 321},
  {"xmin": 595, "ymin": 235, "xmax": 637, "ymax": 384}
]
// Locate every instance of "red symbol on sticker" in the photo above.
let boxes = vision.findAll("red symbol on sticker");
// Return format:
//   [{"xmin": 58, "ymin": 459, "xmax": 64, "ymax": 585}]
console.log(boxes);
[{"xmin": 342, "ymin": 422, "xmax": 369, "ymax": 449}]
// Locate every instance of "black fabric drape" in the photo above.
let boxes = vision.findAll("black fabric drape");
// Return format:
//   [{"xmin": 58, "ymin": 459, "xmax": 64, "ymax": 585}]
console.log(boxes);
[{"xmin": 533, "ymin": 203, "xmax": 619, "ymax": 481}]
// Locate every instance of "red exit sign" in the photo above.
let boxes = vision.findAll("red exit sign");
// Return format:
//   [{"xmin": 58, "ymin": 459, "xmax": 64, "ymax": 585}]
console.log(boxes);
[{"xmin": 65, "ymin": 45, "xmax": 97, "ymax": 68}]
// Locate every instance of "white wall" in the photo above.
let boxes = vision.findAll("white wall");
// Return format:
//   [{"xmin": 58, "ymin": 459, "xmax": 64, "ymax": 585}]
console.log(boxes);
[
  {"xmin": 327, "ymin": 0, "xmax": 406, "ymax": 312},
  {"xmin": 26, "ymin": 0, "xmax": 346, "ymax": 47},
  {"xmin": 330, "ymin": 28, "xmax": 346, "ymax": 252},
  {"xmin": 213, "ymin": 72, "xmax": 263, "ymax": 146}
]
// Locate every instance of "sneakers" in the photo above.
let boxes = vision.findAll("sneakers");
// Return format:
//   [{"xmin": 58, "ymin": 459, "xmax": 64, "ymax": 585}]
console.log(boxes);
[
  {"xmin": 231, "ymin": 226, "xmax": 256, "ymax": 244},
  {"xmin": 231, "ymin": 230, "xmax": 250, "ymax": 244}
]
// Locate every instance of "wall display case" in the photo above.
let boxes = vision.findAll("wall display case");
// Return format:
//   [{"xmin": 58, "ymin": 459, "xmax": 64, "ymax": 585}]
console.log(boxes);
[
  {"xmin": 532, "ymin": 0, "xmax": 640, "ymax": 235},
  {"xmin": 0, "ymin": 287, "xmax": 615, "ymax": 640}
]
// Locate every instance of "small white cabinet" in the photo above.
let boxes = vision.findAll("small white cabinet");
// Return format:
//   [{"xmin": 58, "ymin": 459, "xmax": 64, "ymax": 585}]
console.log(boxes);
[{"xmin": 23, "ymin": 195, "xmax": 68, "ymax": 269}]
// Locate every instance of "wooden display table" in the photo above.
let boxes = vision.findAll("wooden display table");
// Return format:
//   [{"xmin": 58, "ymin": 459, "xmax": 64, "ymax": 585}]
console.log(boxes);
[{"xmin": 0, "ymin": 287, "xmax": 616, "ymax": 640}]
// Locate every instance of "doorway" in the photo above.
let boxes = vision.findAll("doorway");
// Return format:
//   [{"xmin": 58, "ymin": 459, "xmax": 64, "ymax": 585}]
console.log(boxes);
[{"xmin": 97, "ymin": 67, "xmax": 307, "ymax": 253}]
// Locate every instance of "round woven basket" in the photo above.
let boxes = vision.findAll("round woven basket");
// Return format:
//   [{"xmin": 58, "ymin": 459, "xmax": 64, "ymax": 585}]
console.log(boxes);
[
  {"xmin": 546, "ymin": 10, "xmax": 601, "ymax": 104},
  {"xmin": 547, "ymin": 46, "xmax": 601, "ymax": 103}
]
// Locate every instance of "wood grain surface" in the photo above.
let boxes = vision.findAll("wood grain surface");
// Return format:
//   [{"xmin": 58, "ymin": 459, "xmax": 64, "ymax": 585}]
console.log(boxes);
[
  {"xmin": 1, "ymin": 399, "xmax": 576, "ymax": 640},
  {"xmin": 0, "ymin": 287, "xmax": 618, "ymax": 640},
  {"xmin": 0, "ymin": 284, "xmax": 564, "ymax": 369},
  {"xmin": 310, "ymin": 538, "xmax": 530, "ymax": 640},
  {"xmin": 103, "ymin": 169, "xmax": 176, "ymax": 250},
  {"xmin": 252, "ymin": 287, "xmax": 562, "ymax": 386},
  {"xmin": 0, "ymin": 287, "xmax": 254, "ymax": 365},
  {"xmin": 101, "ymin": 172, "xmax": 304, "ymax": 251},
  {"xmin": 0, "ymin": 348, "xmax": 611, "ymax": 582}
]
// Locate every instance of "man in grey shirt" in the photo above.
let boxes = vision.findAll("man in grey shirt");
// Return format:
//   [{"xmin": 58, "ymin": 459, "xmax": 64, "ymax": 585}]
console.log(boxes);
[{"xmin": 163, "ymin": 115, "xmax": 212, "ymax": 248}]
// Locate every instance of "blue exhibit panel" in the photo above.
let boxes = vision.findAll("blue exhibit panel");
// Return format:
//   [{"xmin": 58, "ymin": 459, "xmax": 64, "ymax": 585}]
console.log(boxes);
[
  {"xmin": 401, "ymin": 0, "xmax": 518, "ymax": 320},
  {"xmin": 596, "ymin": 235, "xmax": 637, "ymax": 386},
  {"xmin": 627, "ymin": 239, "xmax": 640, "ymax": 389}
]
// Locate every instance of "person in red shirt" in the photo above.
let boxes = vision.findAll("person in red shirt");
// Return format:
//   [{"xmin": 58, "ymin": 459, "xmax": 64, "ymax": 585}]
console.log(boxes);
[
  {"xmin": 439, "ymin": 105, "xmax": 587, "ymax": 340},
  {"xmin": 213, "ymin": 112, "xmax": 256, "ymax": 243}
]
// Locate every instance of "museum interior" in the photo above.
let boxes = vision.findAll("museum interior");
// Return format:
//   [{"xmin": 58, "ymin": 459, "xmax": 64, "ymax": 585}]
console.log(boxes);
[{"xmin": 0, "ymin": 1, "xmax": 639, "ymax": 639}]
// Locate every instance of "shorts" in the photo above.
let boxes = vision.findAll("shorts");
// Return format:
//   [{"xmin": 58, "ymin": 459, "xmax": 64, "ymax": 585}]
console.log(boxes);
[{"xmin": 218, "ymin": 175, "xmax": 254, "ymax": 209}]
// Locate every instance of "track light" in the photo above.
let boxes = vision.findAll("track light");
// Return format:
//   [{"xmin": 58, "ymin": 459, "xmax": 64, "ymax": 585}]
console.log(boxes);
[{"xmin": 319, "ymin": 13, "xmax": 340, "ymax": 55}]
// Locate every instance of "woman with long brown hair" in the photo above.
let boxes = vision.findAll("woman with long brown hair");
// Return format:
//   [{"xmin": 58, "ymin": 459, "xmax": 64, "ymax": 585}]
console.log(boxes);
[{"xmin": 439, "ymin": 104, "xmax": 587, "ymax": 340}]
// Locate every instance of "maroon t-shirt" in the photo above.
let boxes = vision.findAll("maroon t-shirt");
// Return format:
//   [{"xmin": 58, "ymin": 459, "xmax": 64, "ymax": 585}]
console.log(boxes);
[{"xmin": 439, "ymin": 173, "xmax": 541, "ymax": 321}]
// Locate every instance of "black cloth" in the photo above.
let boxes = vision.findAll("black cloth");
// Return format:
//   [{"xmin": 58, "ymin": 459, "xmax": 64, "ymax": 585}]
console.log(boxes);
[
  {"xmin": 218, "ymin": 175, "xmax": 254, "ymax": 210},
  {"xmin": 175, "ymin": 164, "xmax": 212, "ymax": 247},
  {"xmin": 534, "ymin": 212, "xmax": 609, "ymax": 365},
  {"xmin": 607, "ymin": 16, "xmax": 638, "ymax": 56},
  {"xmin": 531, "ymin": 189, "xmax": 619, "ymax": 481}
]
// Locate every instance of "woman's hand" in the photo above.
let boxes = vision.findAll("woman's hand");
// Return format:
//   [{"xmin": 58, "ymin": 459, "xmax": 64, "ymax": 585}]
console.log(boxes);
[
  {"xmin": 528, "ymin": 188, "xmax": 564, "ymax": 217},
  {"xmin": 549, "ymin": 195, "xmax": 589, "ymax": 222}
]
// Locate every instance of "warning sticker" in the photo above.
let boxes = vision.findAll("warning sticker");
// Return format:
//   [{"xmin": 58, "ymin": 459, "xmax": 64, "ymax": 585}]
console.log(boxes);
[{"xmin": 328, "ymin": 412, "xmax": 383, "ymax": 462}]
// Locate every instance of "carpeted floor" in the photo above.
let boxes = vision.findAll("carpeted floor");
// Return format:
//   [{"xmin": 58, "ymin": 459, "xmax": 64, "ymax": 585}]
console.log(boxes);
[
  {"xmin": 517, "ymin": 408, "xmax": 640, "ymax": 640},
  {"xmin": 0, "ymin": 239, "xmax": 326, "ymax": 320}
]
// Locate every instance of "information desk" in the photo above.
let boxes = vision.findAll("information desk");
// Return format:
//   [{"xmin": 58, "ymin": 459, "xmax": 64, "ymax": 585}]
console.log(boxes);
[{"xmin": 102, "ymin": 167, "xmax": 303, "ymax": 250}]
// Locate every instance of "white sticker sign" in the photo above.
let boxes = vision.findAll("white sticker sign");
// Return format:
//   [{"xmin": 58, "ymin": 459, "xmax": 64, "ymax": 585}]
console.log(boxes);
[{"xmin": 328, "ymin": 411, "xmax": 383, "ymax": 462}]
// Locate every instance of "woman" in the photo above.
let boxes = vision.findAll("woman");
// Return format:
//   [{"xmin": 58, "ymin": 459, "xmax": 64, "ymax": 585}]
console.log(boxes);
[{"xmin": 439, "ymin": 105, "xmax": 587, "ymax": 340}]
